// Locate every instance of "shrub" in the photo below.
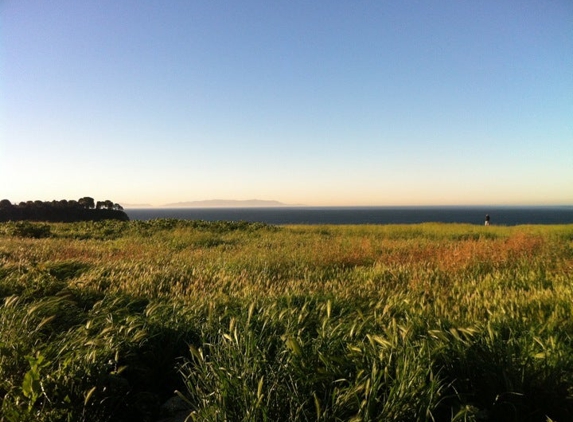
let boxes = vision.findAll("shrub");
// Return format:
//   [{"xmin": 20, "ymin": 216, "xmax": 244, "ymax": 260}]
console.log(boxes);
[{"xmin": 4, "ymin": 221, "xmax": 52, "ymax": 238}]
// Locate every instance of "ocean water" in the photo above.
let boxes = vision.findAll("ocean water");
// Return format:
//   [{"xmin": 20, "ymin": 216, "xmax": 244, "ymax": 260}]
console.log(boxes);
[{"xmin": 125, "ymin": 206, "xmax": 573, "ymax": 226}]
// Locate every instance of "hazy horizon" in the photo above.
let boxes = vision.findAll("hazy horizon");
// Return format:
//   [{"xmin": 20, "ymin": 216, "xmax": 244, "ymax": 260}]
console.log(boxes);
[
  {"xmin": 2, "ymin": 1, "xmax": 572, "ymax": 206},
  {"xmin": 120, "ymin": 200, "xmax": 573, "ymax": 209},
  {"xmin": 4, "ymin": 197, "xmax": 573, "ymax": 209}
]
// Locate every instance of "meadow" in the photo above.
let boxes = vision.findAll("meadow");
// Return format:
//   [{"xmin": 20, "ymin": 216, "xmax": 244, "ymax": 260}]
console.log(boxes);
[{"xmin": 0, "ymin": 220, "xmax": 572, "ymax": 422}]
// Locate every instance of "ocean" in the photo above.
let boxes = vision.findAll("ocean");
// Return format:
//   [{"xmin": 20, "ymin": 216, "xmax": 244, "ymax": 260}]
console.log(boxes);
[{"xmin": 125, "ymin": 206, "xmax": 573, "ymax": 226}]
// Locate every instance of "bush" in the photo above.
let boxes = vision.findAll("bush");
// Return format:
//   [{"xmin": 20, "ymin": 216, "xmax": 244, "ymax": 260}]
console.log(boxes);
[{"xmin": 4, "ymin": 221, "xmax": 52, "ymax": 238}]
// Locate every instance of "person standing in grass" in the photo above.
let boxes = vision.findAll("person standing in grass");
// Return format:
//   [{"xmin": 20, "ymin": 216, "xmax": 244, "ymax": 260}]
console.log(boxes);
[{"xmin": 485, "ymin": 214, "xmax": 490, "ymax": 226}]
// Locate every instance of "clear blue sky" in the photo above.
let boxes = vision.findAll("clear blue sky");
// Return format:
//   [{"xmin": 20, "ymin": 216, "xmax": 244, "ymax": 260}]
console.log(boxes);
[{"xmin": 1, "ymin": 0, "xmax": 572, "ymax": 206}]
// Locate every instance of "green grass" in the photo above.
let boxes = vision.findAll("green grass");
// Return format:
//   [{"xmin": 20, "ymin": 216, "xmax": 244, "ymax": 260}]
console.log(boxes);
[{"xmin": 1, "ymin": 220, "xmax": 572, "ymax": 421}]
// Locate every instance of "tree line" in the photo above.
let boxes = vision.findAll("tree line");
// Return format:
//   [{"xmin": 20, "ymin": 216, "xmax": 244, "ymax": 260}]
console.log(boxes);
[{"xmin": 0, "ymin": 197, "xmax": 129, "ymax": 222}]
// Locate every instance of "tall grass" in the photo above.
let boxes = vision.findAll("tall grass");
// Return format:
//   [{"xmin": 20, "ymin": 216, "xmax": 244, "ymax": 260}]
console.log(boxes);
[{"xmin": 1, "ymin": 220, "xmax": 572, "ymax": 421}]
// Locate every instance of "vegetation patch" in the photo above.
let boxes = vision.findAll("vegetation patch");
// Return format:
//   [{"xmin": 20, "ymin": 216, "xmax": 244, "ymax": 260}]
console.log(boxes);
[
  {"xmin": 2, "ymin": 221, "xmax": 52, "ymax": 239},
  {"xmin": 1, "ymin": 221, "xmax": 572, "ymax": 421},
  {"xmin": 44, "ymin": 260, "xmax": 91, "ymax": 281}
]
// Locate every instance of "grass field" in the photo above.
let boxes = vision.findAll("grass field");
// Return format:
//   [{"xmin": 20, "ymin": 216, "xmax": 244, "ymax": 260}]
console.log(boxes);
[{"xmin": 1, "ymin": 220, "xmax": 572, "ymax": 421}]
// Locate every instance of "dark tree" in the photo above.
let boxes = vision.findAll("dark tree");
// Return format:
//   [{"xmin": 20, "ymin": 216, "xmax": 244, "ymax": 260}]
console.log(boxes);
[
  {"xmin": 78, "ymin": 197, "xmax": 95, "ymax": 209},
  {"xmin": 0, "ymin": 199, "xmax": 12, "ymax": 210},
  {"xmin": 0, "ymin": 198, "xmax": 129, "ymax": 222}
]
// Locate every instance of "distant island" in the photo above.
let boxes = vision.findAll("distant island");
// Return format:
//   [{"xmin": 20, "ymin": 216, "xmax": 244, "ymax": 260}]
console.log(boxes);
[
  {"xmin": 0, "ymin": 197, "xmax": 129, "ymax": 222},
  {"xmin": 163, "ymin": 199, "xmax": 292, "ymax": 208}
]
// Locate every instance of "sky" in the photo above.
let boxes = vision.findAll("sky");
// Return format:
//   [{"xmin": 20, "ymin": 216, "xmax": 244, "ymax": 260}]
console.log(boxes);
[{"xmin": 1, "ymin": 0, "xmax": 572, "ymax": 207}]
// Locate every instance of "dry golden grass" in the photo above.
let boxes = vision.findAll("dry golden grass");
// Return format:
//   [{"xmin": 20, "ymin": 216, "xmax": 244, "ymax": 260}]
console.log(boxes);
[{"xmin": 1, "ymin": 221, "xmax": 573, "ymax": 421}]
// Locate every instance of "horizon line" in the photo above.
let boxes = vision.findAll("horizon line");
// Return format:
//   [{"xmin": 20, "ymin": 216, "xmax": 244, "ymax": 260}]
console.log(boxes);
[{"xmin": 121, "ymin": 203, "xmax": 573, "ymax": 209}]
